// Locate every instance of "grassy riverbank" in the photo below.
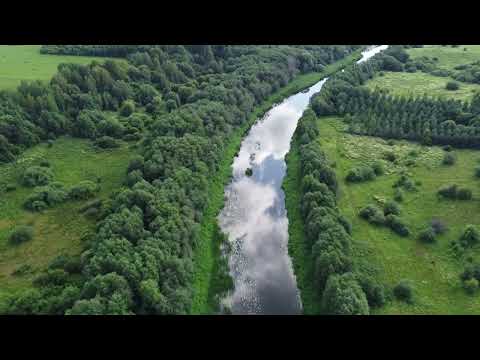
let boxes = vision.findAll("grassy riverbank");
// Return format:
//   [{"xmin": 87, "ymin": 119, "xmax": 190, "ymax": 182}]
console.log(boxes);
[{"xmin": 190, "ymin": 48, "xmax": 365, "ymax": 315}]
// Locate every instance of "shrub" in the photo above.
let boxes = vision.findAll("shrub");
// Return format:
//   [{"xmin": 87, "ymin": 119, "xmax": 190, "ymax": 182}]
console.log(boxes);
[
  {"xmin": 24, "ymin": 183, "xmax": 68, "ymax": 211},
  {"xmin": 385, "ymin": 214, "xmax": 410, "ymax": 237},
  {"xmin": 39, "ymin": 160, "xmax": 51, "ymax": 167},
  {"xmin": 457, "ymin": 187, "xmax": 473, "ymax": 200},
  {"xmin": 394, "ymin": 280, "xmax": 414, "ymax": 303},
  {"xmin": 9, "ymin": 226, "xmax": 34, "ymax": 245},
  {"xmin": 475, "ymin": 166, "xmax": 480, "ymax": 178},
  {"xmin": 431, "ymin": 219, "xmax": 447, "ymax": 235},
  {"xmin": 460, "ymin": 225, "xmax": 480, "ymax": 248},
  {"xmin": 68, "ymin": 181, "xmax": 99, "ymax": 200},
  {"xmin": 383, "ymin": 151, "xmax": 396, "ymax": 162},
  {"xmin": 438, "ymin": 184, "xmax": 458, "ymax": 199},
  {"xmin": 125, "ymin": 170, "xmax": 144, "ymax": 187},
  {"xmin": 5, "ymin": 184, "xmax": 16, "ymax": 192},
  {"xmin": 357, "ymin": 274, "xmax": 386, "ymax": 308},
  {"xmin": 21, "ymin": 166, "xmax": 54, "ymax": 187},
  {"xmin": 446, "ymin": 81, "xmax": 460, "ymax": 91},
  {"xmin": 384, "ymin": 200, "xmax": 401, "ymax": 216},
  {"xmin": 463, "ymin": 278, "xmax": 479, "ymax": 295},
  {"xmin": 359, "ymin": 205, "xmax": 385, "ymax": 225},
  {"xmin": 372, "ymin": 161, "xmax": 385, "ymax": 176},
  {"xmin": 394, "ymin": 188, "xmax": 404, "ymax": 202},
  {"xmin": 346, "ymin": 166, "xmax": 376, "ymax": 183},
  {"xmin": 94, "ymin": 136, "xmax": 119, "ymax": 149},
  {"xmin": 443, "ymin": 145, "xmax": 453, "ymax": 152},
  {"xmin": 11, "ymin": 264, "xmax": 33, "ymax": 277},
  {"xmin": 119, "ymin": 100, "xmax": 135, "ymax": 117},
  {"xmin": 419, "ymin": 227, "xmax": 436, "ymax": 243},
  {"xmin": 443, "ymin": 152, "xmax": 456, "ymax": 166}
]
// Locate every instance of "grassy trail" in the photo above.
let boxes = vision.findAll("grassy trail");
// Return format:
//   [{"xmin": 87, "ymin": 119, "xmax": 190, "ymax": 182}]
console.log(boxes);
[{"xmin": 190, "ymin": 49, "xmax": 365, "ymax": 315}]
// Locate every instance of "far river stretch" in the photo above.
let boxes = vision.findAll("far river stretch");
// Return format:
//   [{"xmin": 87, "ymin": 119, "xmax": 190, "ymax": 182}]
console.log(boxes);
[{"xmin": 218, "ymin": 45, "xmax": 388, "ymax": 314}]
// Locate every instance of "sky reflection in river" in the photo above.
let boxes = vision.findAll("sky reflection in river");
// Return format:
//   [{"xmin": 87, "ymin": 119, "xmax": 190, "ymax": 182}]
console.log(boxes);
[{"xmin": 219, "ymin": 46, "xmax": 388, "ymax": 315}]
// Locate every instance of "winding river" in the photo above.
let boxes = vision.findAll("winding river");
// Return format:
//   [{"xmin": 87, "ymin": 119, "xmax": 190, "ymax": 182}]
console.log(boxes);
[{"xmin": 218, "ymin": 45, "xmax": 388, "ymax": 315}]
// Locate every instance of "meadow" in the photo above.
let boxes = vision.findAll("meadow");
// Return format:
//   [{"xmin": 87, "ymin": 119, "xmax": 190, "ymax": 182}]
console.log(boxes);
[
  {"xmin": 0, "ymin": 45, "xmax": 110, "ymax": 90},
  {"xmin": 317, "ymin": 117, "xmax": 480, "ymax": 314},
  {"xmin": 0, "ymin": 137, "xmax": 134, "ymax": 310},
  {"xmin": 407, "ymin": 45, "xmax": 480, "ymax": 71},
  {"xmin": 365, "ymin": 71, "xmax": 480, "ymax": 102}
]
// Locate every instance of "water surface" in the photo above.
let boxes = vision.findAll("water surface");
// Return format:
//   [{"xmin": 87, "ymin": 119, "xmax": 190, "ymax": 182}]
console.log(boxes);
[{"xmin": 219, "ymin": 46, "xmax": 388, "ymax": 314}]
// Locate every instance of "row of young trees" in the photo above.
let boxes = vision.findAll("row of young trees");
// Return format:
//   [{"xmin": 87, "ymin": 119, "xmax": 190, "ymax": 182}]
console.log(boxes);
[
  {"xmin": 310, "ymin": 46, "xmax": 480, "ymax": 148},
  {"xmin": 3, "ymin": 45, "xmax": 362, "ymax": 314},
  {"xmin": 294, "ymin": 109, "xmax": 385, "ymax": 315}
]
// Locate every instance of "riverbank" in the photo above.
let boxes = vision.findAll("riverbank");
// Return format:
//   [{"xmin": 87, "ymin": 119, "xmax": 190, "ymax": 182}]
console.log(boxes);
[{"xmin": 190, "ymin": 48, "xmax": 365, "ymax": 315}]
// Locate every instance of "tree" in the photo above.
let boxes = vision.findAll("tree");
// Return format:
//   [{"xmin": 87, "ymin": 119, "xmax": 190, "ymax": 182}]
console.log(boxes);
[
  {"xmin": 68, "ymin": 181, "xmax": 99, "ymax": 200},
  {"xmin": 321, "ymin": 273, "xmax": 369, "ymax": 315},
  {"xmin": 463, "ymin": 278, "xmax": 479, "ymax": 295}
]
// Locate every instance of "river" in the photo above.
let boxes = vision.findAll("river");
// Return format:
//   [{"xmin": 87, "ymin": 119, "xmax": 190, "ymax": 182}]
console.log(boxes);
[{"xmin": 218, "ymin": 45, "xmax": 388, "ymax": 315}]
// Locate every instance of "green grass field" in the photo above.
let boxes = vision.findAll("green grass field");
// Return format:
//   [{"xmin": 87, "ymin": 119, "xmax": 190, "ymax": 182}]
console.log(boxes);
[
  {"xmin": 316, "ymin": 117, "xmax": 480, "ymax": 314},
  {"xmin": 0, "ymin": 45, "xmax": 110, "ymax": 90},
  {"xmin": 365, "ymin": 71, "xmax": 480, "ymax": 102},
  {"xmin": 0, "ymin": 137, "xmax": 134, "ymax": 310},
  {"xmin": 407, "ymin": 45, "xmax": 480, "ymax": 71}
]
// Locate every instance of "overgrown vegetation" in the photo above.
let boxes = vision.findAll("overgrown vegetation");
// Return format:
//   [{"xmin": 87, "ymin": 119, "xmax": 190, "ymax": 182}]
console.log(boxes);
[{"xmin": 1, "ymin": 45, "xmax": 363, "ymax": 314}]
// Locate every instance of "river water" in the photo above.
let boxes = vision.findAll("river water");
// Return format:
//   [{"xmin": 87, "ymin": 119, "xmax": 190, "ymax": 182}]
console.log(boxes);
[{"xmin": 218, "ymin": 45, "xmax": 388, "ymax": 315}]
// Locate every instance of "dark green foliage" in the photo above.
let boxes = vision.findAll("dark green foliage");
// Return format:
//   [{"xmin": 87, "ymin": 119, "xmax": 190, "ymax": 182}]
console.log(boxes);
[
  {"xmin": 383, "ymin": 200, "xmax": 400, "ymax": 216},
  {"xmin": 4, "ymin": 45, "xmax": 364, "ymax": 315},
  {"xmin": 119, "ymin": 100, "xmax": 135, "ymax": 117},
  {"xmin": 94, "ymin": 136, "xmax": 120, "ymax": 149},
  {"xmin": 475, "ymin": 166, "xmax": 480, "ymax": 178},
  {"xmin": 68, "ymin": 181, "xmax": 99, "ymax": 200},
  {"xmin": 21, "ymin": 166, "xmax": 54, "ymax": 187},
  {"xmin": 463, "ymin": 278, "xmax": 479, "ymax": 294},
  {"xmin": 445, "ymin": 81, "xmax": 460, "ymax": 91},
  {"xmin": 385, "ymin": 214, "xmax": 410, "ymax": 237},
  {"xmin": 245, "ymin": 168, "xmax": 253, "ymax": 177},
  {"xmin": 460, "ymin": 225, "xmax": 480, "ymax": 248},
  {"xmin": 457, "ymin": 187, "xmax": 473, "ymax": 200},
  {"xmin": 321, "ymin": 273, "xmax": 369, "ymax": 315},
  {"xmin": 356, "ymin": 273, "xmax": 386, "ymax": 308},
  {"xmin": 310, "ymin": 47, "xmax": 480, "ymax": 149},
  {"xmin": 431, "ymin": 218, "xmax": 447, "ymax": 235},
  {"xmin": 346, "ymin": 166, "xmax": 376, "ymax": 182},
  {"xmin": 372, "ymin": 161, "xmax": 385, "ymax": 176},
  {"xmin": 393, "ymin": 280, "xmax": 413, "ymax": 303},
  {"xmin": 24, "ymin": 183, "xmax": 68, "ymax": 211},
  {"xmin": 5, "ymin": 184, "xmax": 16, "ymax": 192},
  {"xmin": 9, "ymin": 226, "xmax": 34, "ymax": 245},
  {"xmin": 438, "ymin": 184, "xmax": 472, "ymax": 200},
  {"xmin": 443, "ymin": 152, "xmax": 456, "ymax": 165},
  {"xmin": 394, "ymin": 188, "xmax": 404, "ymax": 202},
  {"xmin": 359, "ymin": 205, "xmax": 385, "ymax": 226},
  {"xmin": 419, "ymin": 227, "xmax": 436, "ymax": 243}
]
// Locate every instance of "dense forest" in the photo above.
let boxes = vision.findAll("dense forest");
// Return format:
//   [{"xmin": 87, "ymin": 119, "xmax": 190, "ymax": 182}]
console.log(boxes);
[
  {"xmin": 311, "ymin": 46, "xmax": 480, "ymax": 148},
  {"xmin": 1, "ymin": 45, "xmax": 362, "ymax": 314}
]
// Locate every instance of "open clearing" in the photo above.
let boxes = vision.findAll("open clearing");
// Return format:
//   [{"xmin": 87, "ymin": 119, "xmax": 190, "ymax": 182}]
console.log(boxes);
[
  {"xmin": 0, "ymin": 45, "xmax": 110, "ymax": 90},
  {"xmin": 365, "ymin": 71, "xmax": 480, "ymax": 102},
  {"xmin": 406, "ymin": 45, "xmax": 480, "ymax": 72},
  {"xmin": 317, "ymin": 117, "xmax": 480, "ymax": 314},
  {"xmin": 0, "ymin": 137, "xmax": 134, "ymax": 310}
]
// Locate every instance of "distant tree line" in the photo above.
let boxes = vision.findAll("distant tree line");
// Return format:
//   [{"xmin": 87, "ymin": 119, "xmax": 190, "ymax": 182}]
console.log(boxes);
[
  {"xmin": 310, "ymin": 45, "xmax": 480, "ymax": 148},
  {"xmin": 2, "ymin": 45, "xmax": 361, "ymax": 314}
]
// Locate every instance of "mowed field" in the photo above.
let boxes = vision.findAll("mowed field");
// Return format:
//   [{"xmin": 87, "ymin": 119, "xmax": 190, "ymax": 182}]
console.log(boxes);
[
  {"xmin": 317, "ymin": 117, "xmax": 480, "ymax": 314},
  {"xmin": 0, "ymin": 45, "xmax": 109, "ymax": 90},
  {"xmin": 365, "ymin": 71, "xmax": 480, "ymax": 102},
  {"xmin": 407, "ymin": 45, "xmax": 480, "ymax": 71},
  {"xmin": 0, "ymin": 138, "xmax": 134, "ymax": 310}
]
